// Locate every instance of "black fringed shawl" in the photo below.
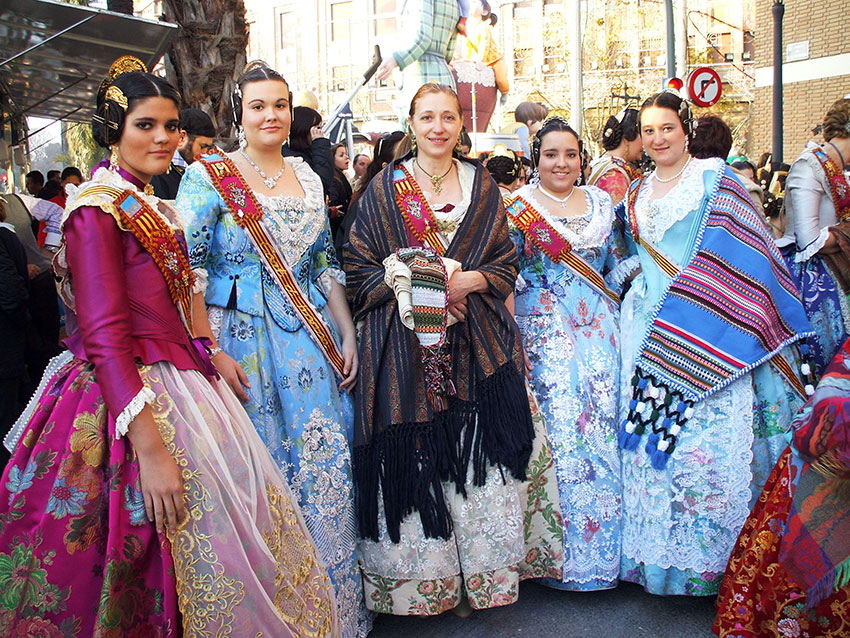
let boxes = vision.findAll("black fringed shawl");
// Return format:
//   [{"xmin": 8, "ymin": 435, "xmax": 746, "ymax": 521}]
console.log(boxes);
[{"xmin": 344, "ymin": 159, "xmax": 534, "ymax": 543}]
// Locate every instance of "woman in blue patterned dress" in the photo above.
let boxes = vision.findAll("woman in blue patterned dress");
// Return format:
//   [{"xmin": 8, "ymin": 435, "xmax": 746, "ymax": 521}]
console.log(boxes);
[
  {"xmin": 506, "ymin": 117, "xmax": 636, "ymax": 590},
  {"xmin": 175, "ymin": 61, "xmax": 371, "ymax": 637},
  {"xmin": 617, "ymin": 91, "xmax": 812, "ymax": 597}
]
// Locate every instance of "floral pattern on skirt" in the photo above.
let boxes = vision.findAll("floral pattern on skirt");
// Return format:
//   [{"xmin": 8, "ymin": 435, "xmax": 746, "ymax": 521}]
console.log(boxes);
[
  {"xmin": 713, "ymin": 449, "xmax": 850, "ymax": 638},
  {"xmin": 0, "ymin": 358, "xmax": 338, "ymax": 637},
  {"xmin": 358, "ymin": 386, "xmax": 563, "ymax": 616}
]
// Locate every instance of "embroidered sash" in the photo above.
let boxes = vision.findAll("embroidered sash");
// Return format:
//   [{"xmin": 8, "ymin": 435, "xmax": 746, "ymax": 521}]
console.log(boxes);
[
  {"xmin": 393, "ymin": 165, "xmax": 448, "ymax": 254},
  {"xmin": 811, "ymin": 147, "xmax": 850, "ymax": 221},
  {"xmin": 506, "ymin": 195, "xmax": 620, "ymax": 306},
  {"xmin": 79, "ymin": 184, "xmax": 196, "ymax": 328},
  {"xmin": 589, "ymin": 155, "xmax": 641, "ymax": 187},
  {"xmin": 618, "ymin": 166, "xmax": 814, "ymax": 469},
  {"xmin": 199, "ymin": 153, "xmax": 346, "ymax": 380}
]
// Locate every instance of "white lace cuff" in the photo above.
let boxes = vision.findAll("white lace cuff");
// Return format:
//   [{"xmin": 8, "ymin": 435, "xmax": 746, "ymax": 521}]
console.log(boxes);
[
  {"xmin": 795, "ymin": 227, "xmax": 831, "ymax": 262},
  {"xmin": 115, "ymin": 386, "xmax": 156, "ymax": 439},
  {"xmin": 607, "ymin": 255, "xmax": 642, "ymax": 289},
  {"xmin": 515, "ymin": 273, "xmax": 527, "ymax": 294},
  {"xmin": 318, "ymin": 268, "xmax": 345, "ymax": 295},
  {"xmin": 192, "ymin": 267, "xmax": 209, "ymax": 294}
]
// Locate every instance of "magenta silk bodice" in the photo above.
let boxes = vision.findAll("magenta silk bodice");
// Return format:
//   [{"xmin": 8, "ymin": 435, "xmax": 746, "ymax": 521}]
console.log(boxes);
[{"xmin": 62, "ymin": 202, "xmax": 208, "ymax": 423}]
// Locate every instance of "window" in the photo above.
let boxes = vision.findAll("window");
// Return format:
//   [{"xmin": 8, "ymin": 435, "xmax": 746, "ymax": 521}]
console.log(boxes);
[
  {"xmin": 373, "ymin": 0, "xmax": 396, "ymax": 36},
  {"xmin": 279, "ymin": 11, "xmax": 298, "ymax": 70},
  {"xmin": 331, "ymin": 2, "xmax": 352, "ymax": 42}
]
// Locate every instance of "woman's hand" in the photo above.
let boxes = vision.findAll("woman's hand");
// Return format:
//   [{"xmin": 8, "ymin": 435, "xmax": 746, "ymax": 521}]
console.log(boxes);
[
  {"xmin": 523, "ymin": 348, "xmax": 533, "ymax": 380},
  {"xmin": 375, "ymin": 56, "xmax": 399, "ymax": 81},
  {"xmin": 446, "ymin": 270, "xmax": 487, "ymax": 321},
  {"xmin": 212, "ymin": 351, "xmax": 251, "ymax": 402},
  {"xmin": 339, "ymin": 333, "xmax": 359, "ymax": 392},
  {"xmin": 128, "ymin": 406, "xmax": 185, "ymax": 535},
  {"xmin": 137, "ymin": 445, "xmax": 185, "ymax": 535},
  {"xmin": 310, "ymin": 125, "xmax": 325, "ymax": 142}
]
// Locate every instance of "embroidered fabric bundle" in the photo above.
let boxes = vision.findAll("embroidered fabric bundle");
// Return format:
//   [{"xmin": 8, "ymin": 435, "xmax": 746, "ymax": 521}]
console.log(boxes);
[
  {"xmin": 396, "ymin": 247, "xmax": 456, "ymax": 410},
  {"xmin": 619, "ymin": 165, "xmax": 815, "ymax": 469}
]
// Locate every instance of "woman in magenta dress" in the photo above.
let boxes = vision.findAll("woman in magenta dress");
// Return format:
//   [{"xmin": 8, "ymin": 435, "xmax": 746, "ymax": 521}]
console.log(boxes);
[{"xmin": 0, "ymin": 58, "xmax": 338, "ymax": 637}]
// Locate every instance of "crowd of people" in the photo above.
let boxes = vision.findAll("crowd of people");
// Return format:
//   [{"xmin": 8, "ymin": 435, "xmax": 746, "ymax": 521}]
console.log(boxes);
[{"xmin": 0, "ymin": 50, "xmax": 849, "ymax": 638}]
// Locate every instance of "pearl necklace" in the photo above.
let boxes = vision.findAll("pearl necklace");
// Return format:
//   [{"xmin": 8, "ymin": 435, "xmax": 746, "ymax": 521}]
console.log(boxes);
[
  {"xmin": 537, "ymin": 184, "xmax": 576, "ymax": 209},
  {"xmin": 653, "ymin": 156, "xmax": 691, "ymax": 184},
  {"xmin": 239, "ymin": 148, "xmax": 286, "ymax": 189}
]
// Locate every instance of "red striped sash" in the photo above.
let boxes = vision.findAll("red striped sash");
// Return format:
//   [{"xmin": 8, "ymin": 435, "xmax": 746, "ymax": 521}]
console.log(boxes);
[
  {"xmin": 505, "ymin": 195, "xmax": 620, "ymax": 306},
  {"xmin": 393, "ymin": 165, "xmax": 448, "ymax": 255},
  {"xmin": 200, "ymin": 154, "xmax": 346, "ymax": 380}
]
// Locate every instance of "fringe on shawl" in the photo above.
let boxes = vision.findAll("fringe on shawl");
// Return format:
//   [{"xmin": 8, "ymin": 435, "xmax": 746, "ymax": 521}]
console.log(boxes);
[{"xmin": 354, "ymin": 361, "xmax": 534, "ymax": 543}]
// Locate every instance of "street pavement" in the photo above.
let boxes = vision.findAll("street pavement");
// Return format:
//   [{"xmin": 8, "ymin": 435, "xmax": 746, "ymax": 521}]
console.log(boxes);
[{"xmin": 369, "ymin": 580, "xmax": 717, "ymax": 638}]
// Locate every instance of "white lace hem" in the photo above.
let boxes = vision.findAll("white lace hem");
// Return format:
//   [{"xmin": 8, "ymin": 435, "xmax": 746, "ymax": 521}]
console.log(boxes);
[
  {"xmin": 607, "ymin": 254, "xmax": 641, "ymax": 289},
  {"xmin": 795, "ymin": 226, "xmax": 831, "ymax": 262},
  {"xmin": 4, "ymin": 350, "xmax": 74, "ymax": 452},
  {"xmin": 192, "ymin": 267, "xmax": 209, "ymax": 294},
  {"xmin": 115, "ymin": 386, "xmax": 157, "ymax": 439}
]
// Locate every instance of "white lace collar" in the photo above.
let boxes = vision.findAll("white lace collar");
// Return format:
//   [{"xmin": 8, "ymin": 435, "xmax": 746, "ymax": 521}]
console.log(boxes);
[
  {"xmin": 634, "ymin": 156, "xmax": 720, "ymax": 244},
  {"xmin": 254, "ymin": 156, "xmax": 327, "ymax": 266},
  {"xmin": 64, "ymin": 166, "xmax": 181, "ymax": 231},
  {"xmin": 515, "ymin": 183, "xmax": 614, "ymax": 249}
]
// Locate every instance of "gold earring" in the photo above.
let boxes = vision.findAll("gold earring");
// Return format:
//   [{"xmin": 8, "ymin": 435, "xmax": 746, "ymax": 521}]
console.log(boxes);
[{"xmin": 109, "ymin": 146, "xmax": 119, "ymax": 170}]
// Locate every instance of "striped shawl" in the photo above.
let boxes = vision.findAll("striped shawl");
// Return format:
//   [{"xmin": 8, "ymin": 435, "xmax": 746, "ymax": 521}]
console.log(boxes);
[{"xmin": 344, "ymin": 160, "xmax": 533, "ymax": 542}]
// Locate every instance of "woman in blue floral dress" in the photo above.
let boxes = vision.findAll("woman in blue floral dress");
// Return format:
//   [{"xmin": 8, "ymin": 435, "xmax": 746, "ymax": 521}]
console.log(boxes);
[
  {"xmin": 506, "ymin": 117, "xmax": 636, "ymax": 590},
  {"xmin": 175, "ymin": 62, "xmax": 371, "ymax": 637}
]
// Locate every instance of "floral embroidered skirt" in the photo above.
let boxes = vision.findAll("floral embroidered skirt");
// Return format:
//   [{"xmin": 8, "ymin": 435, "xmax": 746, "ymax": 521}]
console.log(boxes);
[
  {"xmin": 713, "ymin": 449, "xmax": 850, "ymax": 637},
  {"xmin": 213, "ymin": 305, "xmax": 371, "ymax": 638},
  {"xmin": 358, "ymin": 387, "xmax": 564, "ymax": 616},
  {"xmin": 0, "ymin": 357, "xmax": 337, "ymax": 637}
]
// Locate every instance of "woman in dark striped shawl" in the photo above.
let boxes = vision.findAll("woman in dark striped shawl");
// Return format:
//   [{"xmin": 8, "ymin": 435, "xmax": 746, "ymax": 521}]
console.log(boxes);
[{"xmin": 344, "ymin": 83, "xmax": 562, "ymax": 616}]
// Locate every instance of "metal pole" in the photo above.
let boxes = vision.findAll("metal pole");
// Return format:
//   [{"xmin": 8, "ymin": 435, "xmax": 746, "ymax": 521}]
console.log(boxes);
[
  {"xmin": 664, "ymin": 0, "xmax": 675, "ymax": 78},
  {"xmin": 772, "ymin": 0, "xmax": 784, "ymax": 170},
  {"xmin": 569, "ymin": 0, "xmax": 582, "ymax": 135}
]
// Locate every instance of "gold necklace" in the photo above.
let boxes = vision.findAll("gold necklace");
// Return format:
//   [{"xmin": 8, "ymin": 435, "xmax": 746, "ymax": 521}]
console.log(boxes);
[{"xmin": 415, "ymin": 159, "xmax": 453, "ymax": 194}]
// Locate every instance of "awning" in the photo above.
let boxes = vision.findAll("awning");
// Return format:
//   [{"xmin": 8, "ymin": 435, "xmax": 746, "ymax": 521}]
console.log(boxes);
[{"xmin": 0, "ymin": 0, "xmax": 178, "ymax": 123}]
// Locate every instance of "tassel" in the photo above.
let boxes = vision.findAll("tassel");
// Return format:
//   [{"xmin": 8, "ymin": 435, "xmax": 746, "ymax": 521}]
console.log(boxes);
[
  {"xmin": 618, "ymin": 419, "xmax": 642, "ymax": 450},
  {"xmin": 644, "ymin": 432, "xmax": 660, "ymax": 456},
  {"xmin": 649, "ymin": 445, "xmax": 672, "ymax": 470}
]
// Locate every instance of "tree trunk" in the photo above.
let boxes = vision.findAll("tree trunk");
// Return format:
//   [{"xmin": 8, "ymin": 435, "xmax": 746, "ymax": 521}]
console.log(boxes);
[
  {"xmin": 106, "ymin": 0, "xmax": 134, "ymax": 14},
  {"xmin": 161, "ymin": 0, "xmax": 248, "ymax": 139}
]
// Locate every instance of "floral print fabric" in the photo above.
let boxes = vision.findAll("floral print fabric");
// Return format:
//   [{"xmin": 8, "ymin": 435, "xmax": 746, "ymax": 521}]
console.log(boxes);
[
  {"xmin": 0, "ymin": 358, "xmax": 337, "ymax": 637},
  {"xmin": 178, "ymin": 160, "xmax": 370, "ymax": 637},
  {"xmin": 358, "ymin": 385, "xmax": 563, "ymax": 615},
  {"xmin": 510, "ymin": 184, "xmax": 627, "ymax": 590}
]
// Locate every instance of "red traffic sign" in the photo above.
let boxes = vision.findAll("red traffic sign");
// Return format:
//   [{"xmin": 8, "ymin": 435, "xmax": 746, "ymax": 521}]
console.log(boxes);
[{"xmin": 687, "ymin": 67, "xmax": 722, "ymax": 107}]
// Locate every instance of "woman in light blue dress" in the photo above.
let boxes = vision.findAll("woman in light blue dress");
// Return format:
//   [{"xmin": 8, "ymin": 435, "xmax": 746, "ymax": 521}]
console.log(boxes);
[
  {"xmin": 176, "ymin": 62, "xmax": 371, "ymax": 637},
  {"xmin": 506, "ymin": 118, "xmax": 637, "ymax": 590},
  {"xmin": 617, "ymin": 91, "xmax": 812, "ymax": 597}
]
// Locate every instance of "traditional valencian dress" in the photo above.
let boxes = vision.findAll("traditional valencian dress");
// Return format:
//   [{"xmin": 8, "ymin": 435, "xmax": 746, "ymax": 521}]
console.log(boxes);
[
  {"xmin": 617, "ymin": 156, "xmax": 814, "ymax": 596},
  {"xmin": 507, "ymin": 184, "xmax": 637, "ymax": 590},
  {"xmin": 587, "ymin": 154, "xmax": 642, "ymax": 205},
  {"xmin": 0, "ymin": 166, "xmax": 337, "ymax": 637},
  {"xmin": 175, "ymin": 152, "xmax": 370, "ymax": 638},
  {"xmin": 714, "ymin": 338, "xmax": 850, "ymax": 637},
  {"xmin": 781, "ymin": 142, "xmax": 850, "ymax": 375},
  {"xmin": 345, "ymin": 156, "xmax": 563, "ymax": 615}
]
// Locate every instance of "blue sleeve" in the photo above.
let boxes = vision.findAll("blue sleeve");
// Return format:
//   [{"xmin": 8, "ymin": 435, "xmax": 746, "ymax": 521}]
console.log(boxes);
[{"xmin": 174, "ymin": 162, "xmax": 224, "ymax": 270}]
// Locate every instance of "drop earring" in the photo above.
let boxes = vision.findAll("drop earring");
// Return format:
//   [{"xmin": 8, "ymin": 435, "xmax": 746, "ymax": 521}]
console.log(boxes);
[
  {"xmin": 109, "ymin": 146, "xmax": 119, "ymax": 170},
  {"xmin": 238, "ymin": 128, "xmax": 247, "ymax": 150}
]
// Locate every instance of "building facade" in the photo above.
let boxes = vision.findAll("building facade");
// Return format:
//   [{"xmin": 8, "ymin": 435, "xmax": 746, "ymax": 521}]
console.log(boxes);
[{"xmin": 752, "ymin": 0, "xmax": 850, "ymax": 164}]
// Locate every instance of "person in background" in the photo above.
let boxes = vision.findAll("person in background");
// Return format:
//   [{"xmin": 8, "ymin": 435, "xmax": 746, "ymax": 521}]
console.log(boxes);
[
  {"xmin": 150, "ymin": 107, "xmax": 216, "ymax": 200},
  {"xmin": 731, "ymin": 159, "xmax": 765, "ymax": 207},
  {"xmin": 49, "ymin": 166, "xmax": 83, "ymax": 209},
  {"xmin": 484, "ymin": 144, "xmax": 523, "ymax": 198},
  {"xmin": 24, "ymin": 170, "xmax": 44, "ymax": 197},
  {"xmin": 513, "ymin": 101, "xmax": 548, "ymax": 159},
  {"xmin": 458, "ymin": 127, "xmax": 472, "ymax": 156},
  {"xmin": 46, "ymin": 169, "xmax": 60, "ymax": 186},
  {"xmin": 588, "ymin": 107, "xmax": 643, "ymax": 204},
  {"xmin": 352, "ymin": 152, "xmax": 371, "ymax": 191},
  {"xmin": 0, "ymin": 198, "xmax": 28, "ymax": 470},
  {"xmin": 282, "ymin": 105, "xmax": 334, "ymax": 195},
  {"xmin": 780, "ymin": 97, "xmax": 850, "ymax": 375},
  {"xmin": 329, "ymin": 142, "xmax": 353, "ymax": 251},
  {"xmin": 688, "ymin": 114, "xmax": 733, "ymax": 161}
]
